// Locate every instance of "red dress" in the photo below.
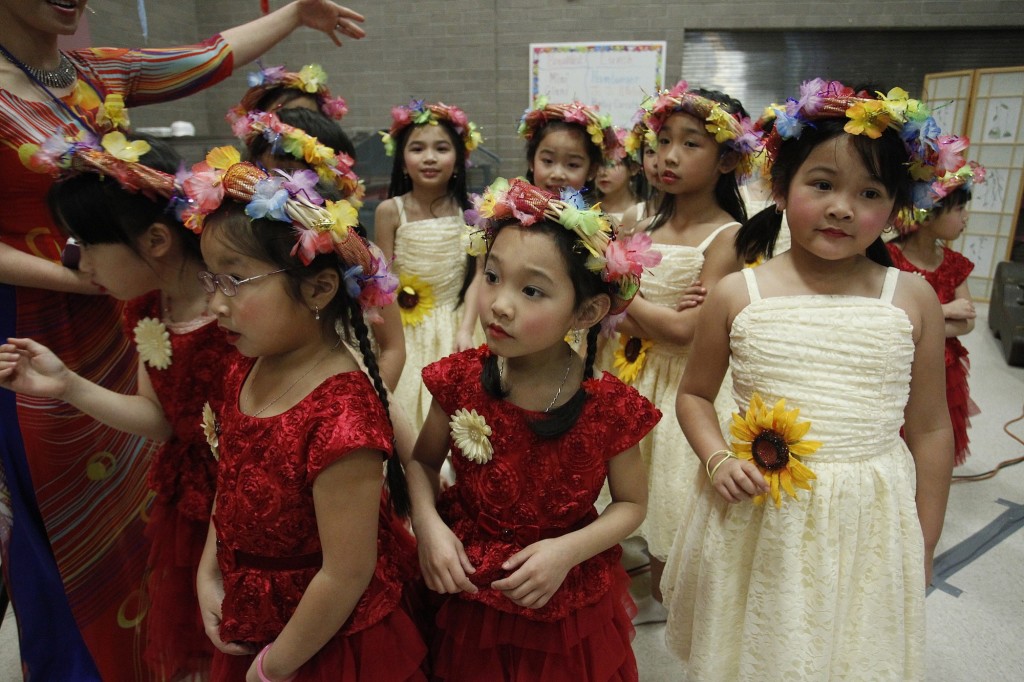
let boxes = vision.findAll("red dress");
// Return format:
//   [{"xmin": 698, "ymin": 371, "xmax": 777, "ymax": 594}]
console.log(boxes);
[
  {"xmin": 209, "ymin": 358, "xmax": 426, "ymax": 682},
  {"xmin": 122, "ymin": 292, "xmax": 233, "ymax": 680},
  {"xmin": 422, "ymin": 347, "xmax": 661, "ymax": 682},
  {"xmin": 887, "ymin": 244, "xmax": 980, "ymax": 464}
]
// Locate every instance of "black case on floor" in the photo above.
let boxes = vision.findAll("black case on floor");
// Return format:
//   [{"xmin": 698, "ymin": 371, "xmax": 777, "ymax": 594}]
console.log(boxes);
[{"xmin": 989, "ymin": 260, "xmax": 1024, "ymax": 367}]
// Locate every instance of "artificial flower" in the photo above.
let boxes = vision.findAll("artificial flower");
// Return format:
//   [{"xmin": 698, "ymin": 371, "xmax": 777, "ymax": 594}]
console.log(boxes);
[
  {"xmin": 246, "ymin": 177, "xmax": 290, "ymax": 222},
  {"xmin": 843, "ymin": 100, "xmax": 891, "ymax": 139},
  {"xmin": 101, "ymin": 131, "xmax": 150, "ymax": 163},
  {"xmin": 297, "ymin": 64, "xmax": 327, "ymax": 93},
  {"xmin": 933, "ymin": 135, "xmax": 968, "ymax": 175},
  {"xmin": 201, "ymin": 401, "xmax": 219, "ymax": 461},
  {"xmin": 278, "ymin": 168, "xmax": 323, "ymax": 205},
  {"xmin": 604, "ymin": 232, "xmax": 663, "ymax": 278},
  {"xmin": 449, "ymin": 408, "xmax": 493, "ymax": 464},
  {"xmin": 396, "ymin": 274, "xmax": 435, "ymax": 327},
  {"xmin": 462, "ymin": 225, "xmax": 488, "ymax": 257},
  {"xmin": 96, "ymin": 94, "xmax": 129, "ymax": 130},
  {"xmin": 730, "ymin": 393, "xmax": 822, "ymax": 507},
  {"xmin": 134, "ymin": 317, "xmax": 172, "ymax": 370},
  {"xmin": 613, "ymin": 336, "xmax": 652, "ymax": 384}
]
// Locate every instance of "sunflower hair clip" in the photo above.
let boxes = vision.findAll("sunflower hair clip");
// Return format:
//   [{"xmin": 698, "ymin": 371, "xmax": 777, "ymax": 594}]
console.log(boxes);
[
  {"xmin": 518, "ymin": 96, "xmax": 624, "ymax": 163},
  {"xmin": 468, "ymin": 177, "xmax": 661, "ymax": 315},
  {"xmin": 227, "ymin": 63, "xmax": 349, "ymax": 123},
  {"xmin": 231, "ymin": 110, "xmax": 364, "ymax": 204},
  {"xmin": 179, "ymin": 149, "xmax": 396, "ymax": 313},
  {"xmin": 380, "ymin": 99, "xmax": 483, "ymax": 158}
]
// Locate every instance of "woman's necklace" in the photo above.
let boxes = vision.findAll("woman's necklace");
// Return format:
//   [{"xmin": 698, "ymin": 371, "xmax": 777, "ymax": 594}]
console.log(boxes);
[
  {"xmin": 0, "ymin": 43, "xmax": 76, "ymax": 89},
  {"xmin": 499, "ymin": 345, "xmax": 574, "ymax": 413},
  {"xmin": 246, "ymin": 340, "xmax": 341, "ymax": 418}
]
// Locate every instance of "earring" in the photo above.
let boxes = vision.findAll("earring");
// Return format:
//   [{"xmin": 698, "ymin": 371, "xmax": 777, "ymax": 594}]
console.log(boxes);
[
  {"xmin": 572, "ymin": 329, "xmax": 582, "ymax": 346},
  {"xmin": 313, "ymin": 305, "xmax": 320, "ymax": 321},
  {"xmin": 883, "ymin": 224, "xmax": 896, "ymax": 234}
]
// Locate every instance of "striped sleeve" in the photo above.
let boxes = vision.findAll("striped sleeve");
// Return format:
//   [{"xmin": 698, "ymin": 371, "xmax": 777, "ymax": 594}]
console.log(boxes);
[{"xmin": 72, "ymin": 34, "xmax": 234, "ymax": 107}]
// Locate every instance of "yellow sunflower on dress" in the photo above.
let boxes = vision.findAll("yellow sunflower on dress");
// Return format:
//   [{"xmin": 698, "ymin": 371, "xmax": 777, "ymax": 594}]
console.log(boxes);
[
  {"xmin": 613, "ymin": 336, "xmax": 652, "ymax": 385},
  {"xmin": 730, "ymin": 392, "xmax": 822, "ymax": 507},
  {"xmin": 396, "ymin": 273, "xmax": 434, "ymax": 327}
]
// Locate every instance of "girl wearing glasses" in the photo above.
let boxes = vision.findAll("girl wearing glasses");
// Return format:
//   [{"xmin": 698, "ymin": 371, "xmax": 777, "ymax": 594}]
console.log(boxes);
[{"xmin": 0, "ymin": 134, "xmax": 230, "ymax": 680}]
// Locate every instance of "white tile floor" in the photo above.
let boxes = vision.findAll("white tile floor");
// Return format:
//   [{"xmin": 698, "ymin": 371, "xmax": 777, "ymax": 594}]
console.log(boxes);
[{"xmin": 2, "ymin": 304, "xmax": 1023, "ymax": 680}]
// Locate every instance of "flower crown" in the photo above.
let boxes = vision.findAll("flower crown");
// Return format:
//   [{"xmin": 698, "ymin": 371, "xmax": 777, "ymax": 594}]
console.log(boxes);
[
  {"xmin": 179, "ymin": 148, "xmax": 396, "ymax": 313},
  {"xmin": 466, "ymin": 177, "xmax": 661, "ymax": 315},
  {"xmin": 518, "ymin": 96, "xmax": 624, "ymax": 163},
  {"xmin": 895, "ymin": 160, "xmax": 986, "ymax": 235},
  {"xmin": 622, "ymin": 94, "xmax": 658, "ymax": 162},
  {"xmin": 227, "ymin": 63, "xmax": 349, "ymax": 124},
  {"xmin": 231, "ymin": 109, "xmax": 364, "ymax": 204},
  {"xmin": 626, "ymin": 81, "xmax": 761, "ymax": 178},
  {"xmin": 380, "ymin": 99, "xmax": 483, "ymax": 158},
  {"xmin": 758, "ymin": 79, "xmax": 974, "ymax": 207},
  {"xmin": 20, "ymin": 130, "xmax": 177, "ymax": 202}
]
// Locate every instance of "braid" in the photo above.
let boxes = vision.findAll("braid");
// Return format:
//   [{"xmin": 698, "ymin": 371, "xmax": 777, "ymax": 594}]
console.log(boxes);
[
  {"xmin": 348, "ymin": 300, "xmax": 411, "ymax": 517},
  {"xmin": 583, "ymin": 325, "xmax": 600, "ymax": 379}
]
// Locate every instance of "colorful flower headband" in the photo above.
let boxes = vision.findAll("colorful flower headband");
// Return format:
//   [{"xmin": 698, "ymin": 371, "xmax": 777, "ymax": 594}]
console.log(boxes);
[
  {"xmin": 627, "ymin": 81, "xmax": 760, "ymax": 178},
  {"xmin": 180, "ymin": 148, "xmax": 396, "ymax": 314},
  {"xmin": 518, "ymin": 96, "xmax": 624, "ymax": 163},
  {"xmin": 758, "ymin": 79, "xmax": 981, "ymax": 211},
  {"xmin": 380, "ymin": 99, "xmax": 483, "ymax": 158},
  {"xmin": 20, "ymin": 130, "xmax": 177, "ymax": 202},
  {"xmin": 231, "ymin": 109, "xmax": 364, "ymax": 204},
  {"xmin": 622, "ymin": 94, "xmax": 658, "ymax": 162},
  {"xmin": 227, "ymin": 63, "xmax": 349, "ymax": 124},
  {"xmin": 895, "ymin": 160, "xmax": 986, "ymax": 235},
  {"xmin": 467, "ymin": 177, "xmax": 661, "ymax": 315}
]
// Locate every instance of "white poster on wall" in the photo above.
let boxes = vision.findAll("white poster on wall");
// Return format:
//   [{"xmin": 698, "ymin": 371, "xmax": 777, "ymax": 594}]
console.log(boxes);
[{"xmin": 529, "ymin": 42, "xmax": 667, "ymax": 129}]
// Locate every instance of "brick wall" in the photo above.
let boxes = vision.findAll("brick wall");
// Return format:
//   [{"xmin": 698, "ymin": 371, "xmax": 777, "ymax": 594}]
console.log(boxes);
[{"xmin": 90, "ymin": 0, "xmax": 1024, "ymax": 177}]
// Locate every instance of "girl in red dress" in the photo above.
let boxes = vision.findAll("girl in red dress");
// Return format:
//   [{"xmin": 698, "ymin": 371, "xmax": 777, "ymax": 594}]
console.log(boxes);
[
  {"xmin": 887, "ymin": 162, "xmax": 985, "ymax": 465},
  {"xmin": 0, "ymin": 133, "xmax": 228, "ymax": 681},
  {"xmin": 188, "ymin": 155, "xmax": 426, "ymax": 682},
  {"xmin": 407, "ymin": 178, "xmax": 662, "ymax": 681}
]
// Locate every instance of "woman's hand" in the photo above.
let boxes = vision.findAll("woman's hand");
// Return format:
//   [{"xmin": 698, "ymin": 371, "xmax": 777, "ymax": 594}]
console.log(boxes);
[
  {"xmin": 295, "ymin": 0, "xmax": 366, "ymax": 46},
  {"xmin": 491, "ymin": 538, "xmax": 575, "ymax": 609}
]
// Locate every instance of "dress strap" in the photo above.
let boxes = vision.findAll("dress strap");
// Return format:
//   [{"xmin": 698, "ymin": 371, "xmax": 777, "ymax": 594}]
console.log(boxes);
[
  {"xmin": 635, "ymin": 201, "xmax": 646, "ymax": 221},
  {"xmin": 742, "ymin": 267, "xmax": 761, "ymax": 302},
  {"xmin": 880, "ymin": 267, "xmax": 900, "ymax": 303},
  {"xmin": 394, "ymin": 195, "xmax": 408, "ymax": 224},
  {"xmin": 696, "ymin": 221, "xmax": 739, "ymax": 252}
]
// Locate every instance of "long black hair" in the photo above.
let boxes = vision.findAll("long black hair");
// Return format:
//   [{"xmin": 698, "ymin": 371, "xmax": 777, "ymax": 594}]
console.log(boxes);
[
  {"xmin": 647, "ymin": 88, "xmax": 749, "ymax": 233},
  {"xmin": 204, "ymin": 204, "xmax": 411, "ymax": 516},
  {"xmin": 385, "ymin": 118, "xmax": 470, "ymax": 211},
  {"xmin": 734, "ymin": 117, "xmax": 912, "ymax": 266},
  {"xmin": 480, "ymin": 218, "xmax": 609, "ymax": 438}
]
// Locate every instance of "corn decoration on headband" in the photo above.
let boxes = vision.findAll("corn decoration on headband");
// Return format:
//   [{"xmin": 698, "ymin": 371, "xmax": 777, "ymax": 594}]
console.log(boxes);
[
  {"xmin": 20, "ymin": 131, "xmax": 180, "ymax": 208},
  {"xmin": 227, "ymin": 63, "xmax": 349, "ymax": 123},
  {"xmin": 231, "ymin": 109, "xmax": 364, "ymax": 204},
  {"xmin": 518, "ymin": 96, "xmax": 624, "ymax": 163},
  {"xmin": 380, "ymin": 99, "xmax": 483, "ymax": 158},
  {"xmin": 466, "ymin": 177, "xmax": 662, "ymax": 315},
  {"xmin": 626, "ymin": 81, "xmax": 761, "ymax": 178},
  {"xmin": 180, "ymin": 148, "xmax": 396, "ymax": 313}
]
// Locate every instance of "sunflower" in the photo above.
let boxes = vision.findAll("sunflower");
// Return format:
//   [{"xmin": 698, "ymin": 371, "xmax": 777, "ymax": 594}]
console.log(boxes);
[
  {"xmin": 449, "ymin": 408, "xmax": 493, "ymax": 464},
  {"xmin": 612, "ymin": 336, "xmax": 652, "ymax": 385},
  {"xmin": 134, "ymin": 317, "xmax": 172, "ymax": 369},
  {"xmin": 396, "ymin": 273, "xmax": 434, "ymax": 327},
  {"xmin": 730, "ymin": 393, "xmax": 822, "ymax": 507},
  {"xmin": 201, "ymin": 402, "xmax": 220, "ymax": 462}
]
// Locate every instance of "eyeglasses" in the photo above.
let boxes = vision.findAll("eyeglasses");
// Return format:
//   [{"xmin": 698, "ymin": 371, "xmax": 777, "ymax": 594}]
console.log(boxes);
[{"xmin": 197, "ymin": 268, "xmax": 290, "ymax": 297}]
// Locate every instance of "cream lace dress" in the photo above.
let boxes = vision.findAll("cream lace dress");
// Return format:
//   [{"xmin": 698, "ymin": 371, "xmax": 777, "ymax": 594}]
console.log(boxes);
[
  {"xmin": 391, "ymin": 195, "xmax": 468, "ymax": 429},
  {"xmin": 661, "ymin": 267, "xmax": 925, "ymax": 680},
  {"xmin": 597, "ymin": 221, "xmax": 737, "ymax": 560}
]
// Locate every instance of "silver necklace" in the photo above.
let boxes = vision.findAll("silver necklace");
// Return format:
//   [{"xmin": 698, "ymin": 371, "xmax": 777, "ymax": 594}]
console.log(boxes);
[
  {"xmin": 1, "ymin": 49, "xmax": 76, "ymax": 89},
  {"xmin": 499, "ymin": 345, "xmax": 574, "ymax": 413},
  {"xmin": 246, "ymin": 341, "xmax": 340, "ymax": 418}
]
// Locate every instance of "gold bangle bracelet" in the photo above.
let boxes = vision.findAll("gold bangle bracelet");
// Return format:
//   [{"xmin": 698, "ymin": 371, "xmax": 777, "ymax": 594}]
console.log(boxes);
[{"xmin": 705, "ymin": 449, "xmax": 734, "ymax": 483}]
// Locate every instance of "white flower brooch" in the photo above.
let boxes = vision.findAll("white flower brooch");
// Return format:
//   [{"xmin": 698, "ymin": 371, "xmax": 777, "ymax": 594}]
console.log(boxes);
[
  {"xmin": 449, "ymin": 408, "xmax": 493, "ymax": 465},
  {"xmin": 133, "ymin": 317, "xmax": 172, "ymax": 369}
]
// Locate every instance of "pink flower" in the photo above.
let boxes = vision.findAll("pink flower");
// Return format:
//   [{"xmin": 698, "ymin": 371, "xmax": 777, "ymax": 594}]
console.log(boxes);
[
  {"xmin": 391, "ymin": 105, "xmax": 412, "ymax": 130},
  {"xmin": 321, "ymin": 96, "xmax": 348, "ymax": 120},
  {"xmin": 934, "ymin": 135, "xmax": 968, "ymax": 175},
  {"xmin": 604, "ymin": 232, "xmax": 663, "ymax": 278},
  {"xmin": 447, "ymin": 106, "xmax": 468, "ymax": 131},
  {"xmin": 797, "ymin": 78, "xmax": 828, "ymax": 114},
  {"xmin": 182, "ymin": 165, "xmax": 225, "ymax": 214},
  {"xmin": 291, "ymin": 226, "xmax": 334, "ymax": 265},
  {"xmin": 230, "ymin": 114, "xmax": 253, "ymax": 139},
  {"xmin": 563, "ymin": 104, "xmax": 589, "ymax": 126}
]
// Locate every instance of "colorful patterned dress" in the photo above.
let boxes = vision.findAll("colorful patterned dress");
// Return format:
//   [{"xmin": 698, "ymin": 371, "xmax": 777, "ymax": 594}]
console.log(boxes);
[
  {"xmin": 887, "ymin": 243, "xmax": 979, "ymax": 464},
  {"xmin": 662, "ymin": 268, "xmax": 925, "ymax": 680},
  {"xmin": 0, "ymin": 38, "xmax": 232, "ymax": 681},
  {"xmin": 423, "ymin": 347, "xmax": 661, "ymax": 681},
  {"xmin": 208, "ymin": 359, "xmax": 426, "ymax": 682},
  {"xmin": 390, "ymin": 195, "xmax": 469, "ymax": 429},
  {"xmin": 122, "ymin": 292, "xmax": 234, "ymax": 680}
]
